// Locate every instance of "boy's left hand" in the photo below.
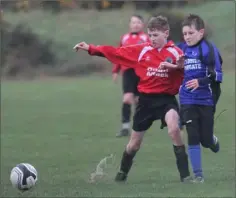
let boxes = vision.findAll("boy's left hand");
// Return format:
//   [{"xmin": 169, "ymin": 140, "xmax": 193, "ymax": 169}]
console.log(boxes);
[
  {"xmin": 176, "ymin": 55, "xmax": 185, "ymax": 68},
  {"xmin": 186, "ymin": 79, "xmax": 199, "ymax": 91},
  {"xmin": 159, "ymin": 62, "xmax": 177, "ymax": 69}
]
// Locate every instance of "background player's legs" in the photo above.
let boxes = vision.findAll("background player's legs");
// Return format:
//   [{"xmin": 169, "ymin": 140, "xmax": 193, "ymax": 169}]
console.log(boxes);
[
  {"xmin": 199, "ymin": 106, "xmax": 220, "ymax": 153},
  {"xmin": 118, "ymin": 92, "xmax": 135, "ymax": 136},
  {"xmin": 117, "ymin": 69, "xmax": 139, "ymax": 137},
  {"xmin": 165, "ymin": 109, "xmax": 190, "ymax": 182},
  {"xmin": 181, "ymin": 105, "xmax": 203, "ymax": 182}
]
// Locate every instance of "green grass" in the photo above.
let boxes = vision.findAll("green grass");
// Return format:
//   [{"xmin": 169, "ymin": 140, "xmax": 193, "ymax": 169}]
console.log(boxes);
[{"xmin": 1, "ymin": 73, "xmax": 235, "ymax": 197}]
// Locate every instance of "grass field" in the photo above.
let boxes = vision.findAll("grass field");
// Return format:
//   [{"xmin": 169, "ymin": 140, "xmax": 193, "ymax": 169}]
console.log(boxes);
[{"xmin": 1, "ymin": 73, "xmax": 235, "ymax": 197}]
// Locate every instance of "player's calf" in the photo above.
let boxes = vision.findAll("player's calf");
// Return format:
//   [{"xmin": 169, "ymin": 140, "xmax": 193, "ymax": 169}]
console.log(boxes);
[
  {"xmin": 165, "ymin": 109, "xmax": 185, "ymax": 146},
  {"xmin": 115, "ymin": 131, "xmax": 144, "ymax": 182}
]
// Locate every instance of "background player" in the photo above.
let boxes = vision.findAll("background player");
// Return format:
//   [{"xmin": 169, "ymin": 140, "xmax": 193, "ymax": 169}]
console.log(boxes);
[
  {"xmin": 74, "ymin": 16, "xmax": 191, "ymax": 183},
  {"xmin": 112, "ymin": 14, "xmax": 150, "ymax": 137}
]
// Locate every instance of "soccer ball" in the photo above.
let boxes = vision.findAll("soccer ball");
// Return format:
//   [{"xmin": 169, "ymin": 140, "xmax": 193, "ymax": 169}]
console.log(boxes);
[{"xmin": 10, "ymin": 163, "xmax": 38, "ymax": 191}]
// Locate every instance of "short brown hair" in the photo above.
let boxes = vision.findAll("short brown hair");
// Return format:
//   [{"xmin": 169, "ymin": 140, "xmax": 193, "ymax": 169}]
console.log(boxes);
[
  {"xmin": 131, "ymin": 14, "xmax": 144, "ymax": 23},
  {"xmin": 147, "ymin": 16, "xmax": 170, "ymax": 31},
  {"xmin": 182, "ymin": 14, "xmax": 205, "ymax": 30}
]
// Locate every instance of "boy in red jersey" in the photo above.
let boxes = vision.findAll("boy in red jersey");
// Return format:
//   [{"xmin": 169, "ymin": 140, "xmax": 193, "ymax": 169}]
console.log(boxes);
[
  {"xmin": 74, "ymin": 16, "xmax": 191, "ymax": 183},
  {"xmin": 113, "ymin": 14, "xmax": 150, "ymax": 137}
]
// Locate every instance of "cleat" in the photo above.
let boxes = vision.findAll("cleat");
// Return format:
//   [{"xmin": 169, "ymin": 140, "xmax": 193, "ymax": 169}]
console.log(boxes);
[
  {"xmin": 192, "ymin": 176, "xmax": 204, "ymax": 183},
  {"xmin": 116, "ymin": 129, "xmax": 130, "ymax": 137},
  {"xmin": 210, "ymin": 135, "xmax": 220, "ymax": 153},
  {"xmin": 115, "ymin": 171, "xmax": 127, "ymax": 182},
  {"xmin": 181, "ymin": 175, "xmax": 194, "ymax": 183}
]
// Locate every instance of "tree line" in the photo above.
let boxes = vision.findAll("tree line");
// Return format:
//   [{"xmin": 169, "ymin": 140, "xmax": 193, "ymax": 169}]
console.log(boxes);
[{"xmin": 1, "ymin": 0, "xmax": 205, "ymax": 13}]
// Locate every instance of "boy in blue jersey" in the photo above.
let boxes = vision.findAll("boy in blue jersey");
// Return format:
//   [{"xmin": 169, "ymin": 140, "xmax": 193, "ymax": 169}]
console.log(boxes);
[{"xmin": 160, "ymin": 14, "xmax": 223, "ymax": 183}]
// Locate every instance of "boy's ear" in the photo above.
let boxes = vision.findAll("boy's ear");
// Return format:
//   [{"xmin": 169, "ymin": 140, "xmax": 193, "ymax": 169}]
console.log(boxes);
[
  {"xmin": 199, "ymin": 28, "xmax": 205, "ymax": 36},
  {"xmin": 165, "ymin": 30, "xmax": 169, "ymax": 38}
]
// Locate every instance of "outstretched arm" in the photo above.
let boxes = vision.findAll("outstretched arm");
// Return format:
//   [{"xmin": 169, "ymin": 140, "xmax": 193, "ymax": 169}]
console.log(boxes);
[
  {"xmin": 74, "ymin": 42, "xmax": 138, "ymax": 68},
  {"xmin": 112, "ymin": 39, "xmax": 122, "ymax": 74}
]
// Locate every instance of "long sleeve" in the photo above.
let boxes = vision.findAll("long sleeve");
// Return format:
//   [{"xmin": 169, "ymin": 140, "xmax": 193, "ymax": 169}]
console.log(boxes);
[
  {"xmin": 210, "ymin": 45, "xmax": 223, "ymax": 82},
  {"xmin": 112, "ymin": 39, "xmax": 122, "ymax": 73},
  {"xmin": 198, "ymin": 43, "xmax": 223, "ymax": 86},
  {"xmin": 88, "ymin": 44, "xmax": 140, "ymax": 68}
]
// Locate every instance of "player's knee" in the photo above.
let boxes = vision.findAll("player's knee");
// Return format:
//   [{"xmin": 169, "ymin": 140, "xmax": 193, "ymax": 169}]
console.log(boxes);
[
  {"xmin": 185, "ymin": 119, "xmax": 201, "ymax": 145},
  {"xmin": 167, "ymin": 124, "xmax": 180, "ymax": 140},
  {"xmin": 126, "ymin": 142, "xmax": 141, "ymax": 153},
  {"xmin": 165, "ymin": 109, "xmax": 180, "ymax": 140},
  {"xmin": 123, "ymin": 93, "xmax": 134, "ymax": 104},
  {"xmin": 126, "ymin": 131, "xmax": 144, "ymax": 153},
  {"xmin": 187, "ymin": 132, "xmax": 200, "ymax": 145}
]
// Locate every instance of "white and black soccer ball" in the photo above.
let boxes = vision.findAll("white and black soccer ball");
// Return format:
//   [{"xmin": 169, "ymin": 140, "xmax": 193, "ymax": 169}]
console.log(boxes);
[{"xmin": 10, "ymin": 163, "xmax": 38, "ymax": 191}]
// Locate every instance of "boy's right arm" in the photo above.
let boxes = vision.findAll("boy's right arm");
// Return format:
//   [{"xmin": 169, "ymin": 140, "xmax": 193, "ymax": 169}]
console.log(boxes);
[
  {"xmin": 74, "ymin": 42, "xmax": 139, "ymax": 68},
  {"xmin": 112, "ymin": 39, "xmax": 123, "ymax": 74}
]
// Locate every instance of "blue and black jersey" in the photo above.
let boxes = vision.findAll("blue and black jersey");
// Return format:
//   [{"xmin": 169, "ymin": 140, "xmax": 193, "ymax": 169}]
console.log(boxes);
[{"xmin": 177, "ymin": 39, "xmax": 223, "ymax": 106}]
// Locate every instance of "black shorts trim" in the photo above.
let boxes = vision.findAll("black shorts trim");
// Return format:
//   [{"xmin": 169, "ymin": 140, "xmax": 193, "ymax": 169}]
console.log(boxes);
[{"xmin": 122, "ymin": 68, "xmax": 139, "ymax": 95}]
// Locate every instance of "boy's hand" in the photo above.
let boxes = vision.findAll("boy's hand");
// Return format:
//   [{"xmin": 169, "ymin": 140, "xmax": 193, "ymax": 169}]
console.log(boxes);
[
  {"xmin": 176, "ymin": 55, "xmax": 185, "ymax": 68},
  {"xmin": 159, "ymin": 62, "xmax": 177, "ymax": 69},
  {"xmin": 112, "ymin": 73, "xmax": 118, "ymax": 83},
  {"xmin": 73, "ymin": 42, "xmax": 89, "ymax": 52},
  {"xmin": 186, "ymin": 79, "xmax": 199, "ymax": 91}
]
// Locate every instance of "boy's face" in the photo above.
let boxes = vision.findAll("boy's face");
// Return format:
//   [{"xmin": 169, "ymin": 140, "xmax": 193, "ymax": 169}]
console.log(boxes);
[
  {"xmin": 129, "ymin": 16, "xmax": 144, "ymax": 33},
  {"xmin": 182, "ymin": 25, "xmax": 204, "ymax": 46},
  {"xmin": 147, "ymin": 29, "xmax": 169, "ymax": 48}
]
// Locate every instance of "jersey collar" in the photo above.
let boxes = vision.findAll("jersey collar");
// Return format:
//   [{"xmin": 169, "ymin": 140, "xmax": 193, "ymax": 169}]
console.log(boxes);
[{"xmin": 164, "ymin": 40, "xmax": 175, "ymax": 47}]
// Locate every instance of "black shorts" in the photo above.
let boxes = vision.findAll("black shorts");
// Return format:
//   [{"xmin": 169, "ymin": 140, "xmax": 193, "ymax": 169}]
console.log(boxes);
[
  {"xmin": 132, "ymin": 94, "xmax": 179, "ymax": 132},
  {"xmin": 180, "ymin": 104, "xmax": 214, "ymax": 124},
  {"xmin": 122, "ymin": 68, "xmax": 139, "ymax": 95},
  {"xmin": 180, "ymin": 104, "xmax": 214, "ymax": 146},
  {"xmin": 179, "ymin": 82, "xmax": 221, "ymax": 128}
]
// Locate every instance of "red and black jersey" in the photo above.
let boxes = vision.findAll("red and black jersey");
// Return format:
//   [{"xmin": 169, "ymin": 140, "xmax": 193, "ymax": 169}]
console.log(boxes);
[
  {"xmin": 88, "ymin": 41, "xmax": 184, "ymax": 96},
  {"xmin": 112, "ymin": 32, "xmax": 150, "ymax": 73}
]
